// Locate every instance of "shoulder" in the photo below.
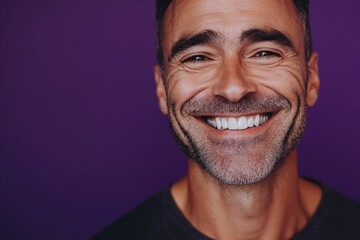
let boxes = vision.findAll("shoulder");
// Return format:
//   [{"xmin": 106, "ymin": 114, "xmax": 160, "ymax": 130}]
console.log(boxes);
[
  {"xmin": 91, "ymin": 187, "xmax": 194, "ymax": 240},
  {"xmin": 323, "ymin": 188, "xmax": 360, "ymax": 230},
  {"xmin": 295, "ymin": 181, "xmax": 360, "ymax": 240}
]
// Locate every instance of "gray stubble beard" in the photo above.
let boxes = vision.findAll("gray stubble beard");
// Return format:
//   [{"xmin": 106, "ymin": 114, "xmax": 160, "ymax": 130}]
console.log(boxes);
[{"xmin": 168, "ymin": 94, "xmax": 307, "ymax": 186}]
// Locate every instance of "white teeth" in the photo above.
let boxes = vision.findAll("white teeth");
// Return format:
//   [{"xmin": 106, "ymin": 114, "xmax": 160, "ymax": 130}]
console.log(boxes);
[
  {"xmin": 221, "ymin": 118, "xmax": 228, "ymax": 129},
  {"xmin": 207, "ymin": 114, "xmax": 270, "ymax": 130},
  {"xmin": 208, "ymin": 119, "xmax": 216, "ymax": 128},
  {"xmin": 260, "ymin": 115, "xmax": 268, "ymax": 124},
  {"xmin": 228, "ymin": 118, "xmax": 237, "ymax": 130},
  {"xmin": 247, "ymin": 117, "xmax": 254, "ymax": 128},
  {"xmin": 260, "ymin": 115, "xmax": 264, "ymax": 124},
  {"xmin": 238, "ymin": 117, "xmax": 248, "ymax": 130},
  {"xmin": 216, "ymin": 118, "xmax": 222, "ymax": 129},
  {"xmin": 254, "ymin": 115, "xmax": 260, "ymax": 127}
]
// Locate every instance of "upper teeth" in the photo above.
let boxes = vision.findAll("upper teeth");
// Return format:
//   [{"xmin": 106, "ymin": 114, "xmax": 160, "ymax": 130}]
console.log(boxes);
[{"xmin": 206, "ymin": 114, "xmax": 269, "ymax": 130}]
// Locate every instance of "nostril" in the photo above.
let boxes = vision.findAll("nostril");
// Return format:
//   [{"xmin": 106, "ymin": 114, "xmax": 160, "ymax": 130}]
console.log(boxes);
[{"xmin": 212, "ymin": 79, "xmax": 257, "ymax": 103}]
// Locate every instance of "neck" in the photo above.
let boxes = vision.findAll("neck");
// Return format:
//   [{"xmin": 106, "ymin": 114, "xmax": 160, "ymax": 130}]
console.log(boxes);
[{"xmin": 171, "ymin": 150, "xmax": 321, "ymax": 240}]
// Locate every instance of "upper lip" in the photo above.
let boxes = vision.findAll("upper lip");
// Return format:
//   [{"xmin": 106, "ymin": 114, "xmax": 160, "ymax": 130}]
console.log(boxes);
[
  {"xmin": 188, "ymin": 106, "xmax": 283, "ymax": 118},
  {"xmin": 192, "ymin": 110, "xmax": 277, "ymax": 119}
]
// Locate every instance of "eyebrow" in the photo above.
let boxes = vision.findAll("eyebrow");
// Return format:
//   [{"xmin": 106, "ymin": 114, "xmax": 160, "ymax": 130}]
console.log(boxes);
[
  {"xmin": 240, "ymin": 28, "xmax": 295, "ymax": 50},
  {"xmin": 168, "ymin": 28, "xmax": 295, "ymax": 62},
  {"xmin": 169, "ymin": 30, "xmax": 219, "ymax": 62}
]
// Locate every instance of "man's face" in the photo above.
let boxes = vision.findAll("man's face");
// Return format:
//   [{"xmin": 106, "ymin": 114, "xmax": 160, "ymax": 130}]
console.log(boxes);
[{"xmin": 155, "ymin": 0, "xmax": 319, "ymax": 185}]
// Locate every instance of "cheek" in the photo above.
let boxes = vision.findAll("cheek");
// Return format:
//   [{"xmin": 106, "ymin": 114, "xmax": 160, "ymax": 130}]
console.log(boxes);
[
  {"xmin": 166, "ymin": 67, "xmax": 217, "ymax": 106},
  {"xmin": 244, "ymin": 62, "xmax": 307, "ymax": 100},
  {"xmin": 165, "ymin": 59, "xmax": 308, "ymax": 114}
]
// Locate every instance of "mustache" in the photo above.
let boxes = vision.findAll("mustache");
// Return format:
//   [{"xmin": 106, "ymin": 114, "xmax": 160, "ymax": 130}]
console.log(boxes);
[{"xmin": 182, "ymin": 93, "xmax": 291, "ymax": 115}]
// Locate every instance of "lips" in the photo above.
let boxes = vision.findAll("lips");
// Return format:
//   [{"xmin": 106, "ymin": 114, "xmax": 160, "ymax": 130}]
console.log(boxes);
[
  {"xmin": 203, "ymin": 113, "xmax": 271, "ymax": 130},
  {"xmin": 183, "ymin": 94, "xmax": 288, "ymax": 131}
]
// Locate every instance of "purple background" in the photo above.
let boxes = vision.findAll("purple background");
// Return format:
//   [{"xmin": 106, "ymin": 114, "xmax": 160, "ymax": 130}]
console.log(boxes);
[{"xmin": 1, "ymin": 1, "xmax": 359, "ymax": 239}]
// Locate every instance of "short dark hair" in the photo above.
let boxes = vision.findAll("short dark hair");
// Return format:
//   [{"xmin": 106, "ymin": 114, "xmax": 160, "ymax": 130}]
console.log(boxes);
[{"xmin": 155, "ymin": 0, "xmax": 312, "ymax": 68}]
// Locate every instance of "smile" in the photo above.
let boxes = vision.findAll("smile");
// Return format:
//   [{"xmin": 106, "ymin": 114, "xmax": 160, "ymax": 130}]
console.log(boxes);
[{"xmin": 204, "ymin": 114, "xmax": 271, "ymax": 130}]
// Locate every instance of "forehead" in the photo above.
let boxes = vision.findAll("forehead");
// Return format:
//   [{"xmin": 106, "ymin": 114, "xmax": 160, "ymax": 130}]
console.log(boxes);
[{"xmin": 162, "ymin": 0, "xmax": 304, "ymax": 50}]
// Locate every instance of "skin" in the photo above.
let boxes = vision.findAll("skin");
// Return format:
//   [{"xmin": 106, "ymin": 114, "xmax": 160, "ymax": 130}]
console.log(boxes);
[{"xmin": 154, "ymin": 0, "xmax": 321, "ymax": 239}]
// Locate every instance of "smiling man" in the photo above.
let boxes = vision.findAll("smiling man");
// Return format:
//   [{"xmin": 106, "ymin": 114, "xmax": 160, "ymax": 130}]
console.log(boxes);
[{"xmin": 93, "ymin": 0, "xmax": 360, "ymax": 239}]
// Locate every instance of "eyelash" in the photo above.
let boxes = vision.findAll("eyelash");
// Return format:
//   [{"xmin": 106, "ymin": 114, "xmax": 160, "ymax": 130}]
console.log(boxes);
[
  {"xmin": 181, "ymin": 55, "xmax": 209, "ymax": 63},
  {"xmin": 254, "ymin": 50, "xmax": 281, "ymax": 58},
  {"xmin": 180, "ymin": 50, "xmax": 281, "ymax": 65}
]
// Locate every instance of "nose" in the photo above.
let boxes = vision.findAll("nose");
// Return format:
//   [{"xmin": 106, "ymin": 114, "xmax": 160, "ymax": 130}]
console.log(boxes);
[{"xmin": 212, "ymin": 58, "xmax": 257, "ymax": 102}]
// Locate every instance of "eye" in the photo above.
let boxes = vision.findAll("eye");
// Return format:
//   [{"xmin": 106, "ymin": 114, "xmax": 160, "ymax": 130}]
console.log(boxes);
[
  {"xmin": 182, "ymin": 55, "xmax": 209, "ymax": 63},
  {"xmin": 254, "ymin": 51, "xmax": 281, "ymax": 58},
  {"xmin": 180, "ymin": 54, "xmax": 214, "ymax": 69}
]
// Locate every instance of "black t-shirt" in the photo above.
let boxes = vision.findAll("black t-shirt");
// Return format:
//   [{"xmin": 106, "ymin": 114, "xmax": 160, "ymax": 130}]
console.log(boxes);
[{"xmin": 92, "ymin": 181, "xmax": 360, "ymax": 239}]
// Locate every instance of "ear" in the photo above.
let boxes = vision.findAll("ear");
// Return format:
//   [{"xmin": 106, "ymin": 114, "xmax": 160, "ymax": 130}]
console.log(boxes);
[
  {"xmin": 154, "ymin": 65, "xmax": 168, "ymax": 115},
  {"xmin": 306, "ymin": 52, "xmax": 320, "ymax": 107}
]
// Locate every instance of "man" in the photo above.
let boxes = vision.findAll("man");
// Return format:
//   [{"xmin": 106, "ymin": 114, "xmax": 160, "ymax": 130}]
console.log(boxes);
[{"xmin": 93, "ymin": 0, "xmax": 360, "ymax": 239}]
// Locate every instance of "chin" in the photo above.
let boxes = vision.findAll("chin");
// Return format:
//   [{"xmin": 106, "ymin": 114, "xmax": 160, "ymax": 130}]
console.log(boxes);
[{"xmin": 192, "ymin": 143, "xmax": 284, "ymax": 185}]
